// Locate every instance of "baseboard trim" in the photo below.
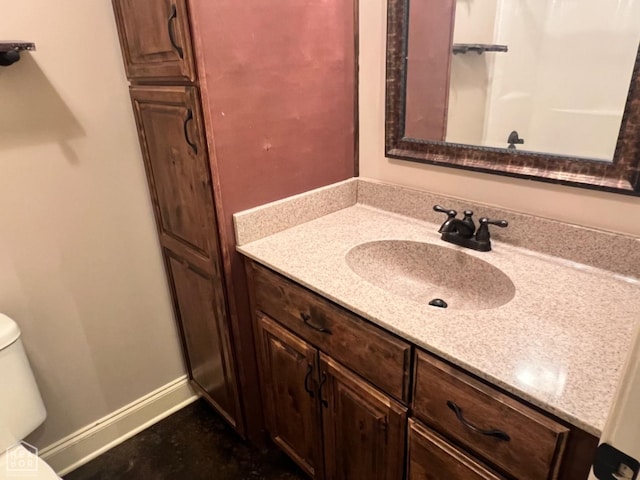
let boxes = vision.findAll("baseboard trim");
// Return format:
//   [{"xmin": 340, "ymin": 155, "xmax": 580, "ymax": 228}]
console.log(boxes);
[{"xmin": 39, "ymin": 375, "xmax": 198, "ymax": 477}]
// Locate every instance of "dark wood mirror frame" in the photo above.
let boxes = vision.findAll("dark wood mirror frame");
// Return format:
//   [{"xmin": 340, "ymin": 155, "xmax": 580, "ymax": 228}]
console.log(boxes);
[{"xmin": 385, "ymin": 0, "xmax": 640, "ymax": 196}]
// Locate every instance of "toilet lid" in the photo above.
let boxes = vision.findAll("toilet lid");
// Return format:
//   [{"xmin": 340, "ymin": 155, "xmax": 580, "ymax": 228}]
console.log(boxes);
[{"xmin": 0, "ymin": 444, "xmax": 62, "ymax": 480}]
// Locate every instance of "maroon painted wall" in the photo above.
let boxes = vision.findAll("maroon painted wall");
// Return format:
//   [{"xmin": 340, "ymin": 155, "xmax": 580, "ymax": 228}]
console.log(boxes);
[
  {"xmin": 405, "ymin": 0, "xmax": 455, "ymax": 140},
  {"xmin": 191, "ymin": 1, "xmax": 355, "ymax": 209},
  {"xmin": 188, "ymin": 0, "xmax": 356, "ymax": 438}
]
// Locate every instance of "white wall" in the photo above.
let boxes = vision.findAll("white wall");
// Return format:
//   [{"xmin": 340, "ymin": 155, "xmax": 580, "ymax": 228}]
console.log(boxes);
[
  {"xmin": 594, "ymin": 325, "xmax": 640, "ymax": 475},
  {"xmin": 484, "ymin": 0, "xmax": 640, "ymax": 159},
  {"xmin": 360, "ymin": 0, "xmax": 640, "ymax": 237},
  {"xmin": 0, "ymin": 0, "xmax": 185, "ymax": 448}
]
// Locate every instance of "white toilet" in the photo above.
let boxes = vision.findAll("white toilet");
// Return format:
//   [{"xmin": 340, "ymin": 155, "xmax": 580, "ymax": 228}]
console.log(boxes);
[{"xmin": 0, "ymin": 313, "xmax": 61, "ymax": 479}]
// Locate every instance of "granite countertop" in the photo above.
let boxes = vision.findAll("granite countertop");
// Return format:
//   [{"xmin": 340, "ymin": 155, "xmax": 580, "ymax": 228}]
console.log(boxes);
[{"xmin": 234, "ymin": 179, "xmax": 640, "ymax": 437}]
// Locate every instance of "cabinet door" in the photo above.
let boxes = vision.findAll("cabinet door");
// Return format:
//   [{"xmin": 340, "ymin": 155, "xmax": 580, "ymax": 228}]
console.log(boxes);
[
  {"xmin": 167, "ymin": 255, "xmax": 238, "ymax": 427},
  {"xmin": 112, "ymin": 0, "xmax": 195, "ymax": 82},
  {"xmin": 256, "ymin": 314, "xmax": 324, "ymax": 478},
  {"xmin": 129, "ymin": 85, "xmax": 240, "ymax": 427},
  {"xmin": 407, "ymin": 419, "xmax": 506, "ymax": 480},
  {"xmin": 130, "ymin": 86, "xmax": 220, "ymax": 276},
  {"xmin": 319, "ymin": 353, "xmax": 407, "ymax": 480}
]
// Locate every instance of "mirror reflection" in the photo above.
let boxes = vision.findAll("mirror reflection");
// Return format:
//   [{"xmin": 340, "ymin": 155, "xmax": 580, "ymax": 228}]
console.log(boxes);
[{"xmin": 404, "ymin": 0, "xmax": 640, "ymax": 161}]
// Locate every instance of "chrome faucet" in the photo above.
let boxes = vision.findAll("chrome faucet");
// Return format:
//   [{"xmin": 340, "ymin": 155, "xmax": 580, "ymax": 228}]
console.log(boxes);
[{"xmin": 433, "ymin": 205, "xmax": 508, "ymax": 252}]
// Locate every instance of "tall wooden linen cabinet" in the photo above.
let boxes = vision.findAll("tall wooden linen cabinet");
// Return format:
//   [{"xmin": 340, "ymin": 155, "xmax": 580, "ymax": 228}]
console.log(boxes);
[{"xmin": 111, "ymin": 0, "xmax": 357, "ymax": 439}]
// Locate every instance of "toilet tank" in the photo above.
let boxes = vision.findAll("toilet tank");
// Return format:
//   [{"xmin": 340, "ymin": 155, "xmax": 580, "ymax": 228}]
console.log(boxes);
[{"xmin": 0, "ymin": 314, "xmax": 46, "ymax": 452}]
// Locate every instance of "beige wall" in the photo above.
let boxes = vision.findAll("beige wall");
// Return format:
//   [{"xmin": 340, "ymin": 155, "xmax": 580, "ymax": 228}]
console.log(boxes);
[
  {"xmin": 360, "ymin": 0, "xmax": 640, "ymax": 237},
  {"xmin": 0, "ymin": 1, "xmax": 185, "ymax": 447}
]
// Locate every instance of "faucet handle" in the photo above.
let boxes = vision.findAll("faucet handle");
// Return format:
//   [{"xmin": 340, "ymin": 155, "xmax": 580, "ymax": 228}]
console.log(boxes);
[
  {"xmin": 433, "ymin": 205, "xmax": 457, "ymax": 218},
  {"xmin": 433, "ymin": 205, "xmax": 457, "ymax": 233},
  {"xmin": 480, "ymin": 218, "xmax": 508, "ymax": 228},
  {"xmin": 476, "ymin": 217, "xmax": 509, "ymax": 243}
]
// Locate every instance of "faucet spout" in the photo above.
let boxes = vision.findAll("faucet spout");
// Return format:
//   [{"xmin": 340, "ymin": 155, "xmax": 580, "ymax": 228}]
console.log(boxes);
[{"xmin": 440, "ymin": 218, "xmax": 475, "ymax": 238}]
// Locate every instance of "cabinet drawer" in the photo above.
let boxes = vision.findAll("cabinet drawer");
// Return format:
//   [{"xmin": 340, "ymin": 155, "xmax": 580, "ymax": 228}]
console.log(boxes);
[
  {"xmin": 413, "ymin": 351, "xmax": 569, "ymax": 480},
  {"xmin": 112, "ymin": 0, "xmax": 196, "ymax": 83},
  {"xmin": 249, "ymin": 262, "xmax": 411, "ymax": 402},
  {"xmin": 408, "ymin": 419, "xmax": 506, "ymax": 480}
]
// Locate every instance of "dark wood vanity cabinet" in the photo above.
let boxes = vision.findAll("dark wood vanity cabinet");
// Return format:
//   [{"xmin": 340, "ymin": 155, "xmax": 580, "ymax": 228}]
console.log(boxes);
[
  {"xmin": 250, "ymin": 261, "xmax": 410, "ymax": 480},
  {"xmin": 245, "ymin": 260, "xmax": 599, "ymax": 480},
  {"xmin": 112, "ymin": 0, "xmax": 196, "ymax": 83}
]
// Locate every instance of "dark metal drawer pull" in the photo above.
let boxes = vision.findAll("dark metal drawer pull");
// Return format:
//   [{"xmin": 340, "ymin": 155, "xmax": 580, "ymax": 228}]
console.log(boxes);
[
  {"xmin": 447, "ymin": 400, "xmax": 511, "ymax": 442},
  {"xmin": 300, "ymin": 312, "xmax": 331, "ymax": 334},
  {"xmin": 167, "ymin": 4, "xmax": 184, "ymax": 59},
  {"xmin": 303, "ymin": 364, "xmax": 314, "ymax": 398},
  {"xmin": 318, "ymin": 371, "xmax": 328, "ymax": 408},
  {"xmin": 183, "ymin": 109, "xmax": 198, "ymax": 154}
]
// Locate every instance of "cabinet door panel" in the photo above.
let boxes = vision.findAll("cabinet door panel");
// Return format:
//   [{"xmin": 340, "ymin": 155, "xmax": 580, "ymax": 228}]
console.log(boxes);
[
  {"xmin": 112, "ymin": 0, "xmax": 195, "ymax": 82},
  {"xmin": 407, "ymin": 419, "xmax": 506, "ymax": 480},
  {"xmin": 256, "ymin": 314, "xmax": 323, "ymax": 478},
  {"xmin": 167, "ymin": 255, "xmax": 237, "ymax": 425},
  {"xmin": 320, "ymin": 353, "xmax": 407, "ymax": 480},
  {"xmin": 130, "ymin": 86, "xmax": 219, "ymax": 274}
]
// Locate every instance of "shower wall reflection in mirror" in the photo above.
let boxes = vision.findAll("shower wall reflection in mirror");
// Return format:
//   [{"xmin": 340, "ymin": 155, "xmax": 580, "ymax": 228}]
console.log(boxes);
[{"xmin": 405, "ymin": 0, "xmax": 640, "ymax": 161}]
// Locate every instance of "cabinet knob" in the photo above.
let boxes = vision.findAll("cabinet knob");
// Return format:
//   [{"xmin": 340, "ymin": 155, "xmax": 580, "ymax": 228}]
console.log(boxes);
[{"xmin": 318, "ymin": 371, "xmax": 328, "ymax": 408}]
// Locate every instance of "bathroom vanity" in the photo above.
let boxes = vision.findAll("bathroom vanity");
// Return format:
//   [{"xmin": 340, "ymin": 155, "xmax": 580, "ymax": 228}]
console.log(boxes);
[{"xmin": 235, "ymin": 178, "xmax": 640, "ymax": 480}]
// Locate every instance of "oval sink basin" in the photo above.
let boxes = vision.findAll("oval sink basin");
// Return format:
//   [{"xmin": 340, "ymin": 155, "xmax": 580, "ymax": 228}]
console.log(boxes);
[{"xmin": 345, "ymin": 240, "xmax": 515, "ymax": 310}]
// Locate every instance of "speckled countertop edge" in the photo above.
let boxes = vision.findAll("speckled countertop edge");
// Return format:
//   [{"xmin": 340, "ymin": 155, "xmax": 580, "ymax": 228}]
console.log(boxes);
[
  {"xmin": 234, "ymin": 178, "xmax": 357, "ymax": 246},
  {"xmin": 233, "ymin": 179, "xmax": 640, "ymax": 436}
]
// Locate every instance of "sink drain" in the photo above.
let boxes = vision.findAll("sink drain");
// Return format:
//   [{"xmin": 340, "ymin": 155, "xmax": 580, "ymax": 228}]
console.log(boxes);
[{"xmin": 428, "ymin": 298, "xmax": 448, "ymax": 308}]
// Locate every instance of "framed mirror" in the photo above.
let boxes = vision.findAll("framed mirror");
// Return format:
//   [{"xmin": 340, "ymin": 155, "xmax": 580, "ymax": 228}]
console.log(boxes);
[{"xmin": 385, "ymin": 0, "xmax": 640, "ymax": 195}]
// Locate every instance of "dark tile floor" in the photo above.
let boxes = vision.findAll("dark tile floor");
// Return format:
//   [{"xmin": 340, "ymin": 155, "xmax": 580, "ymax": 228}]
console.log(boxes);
[{"xmin": 64, "ymin": 400, "xmax": 306, "ymax": 480}]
